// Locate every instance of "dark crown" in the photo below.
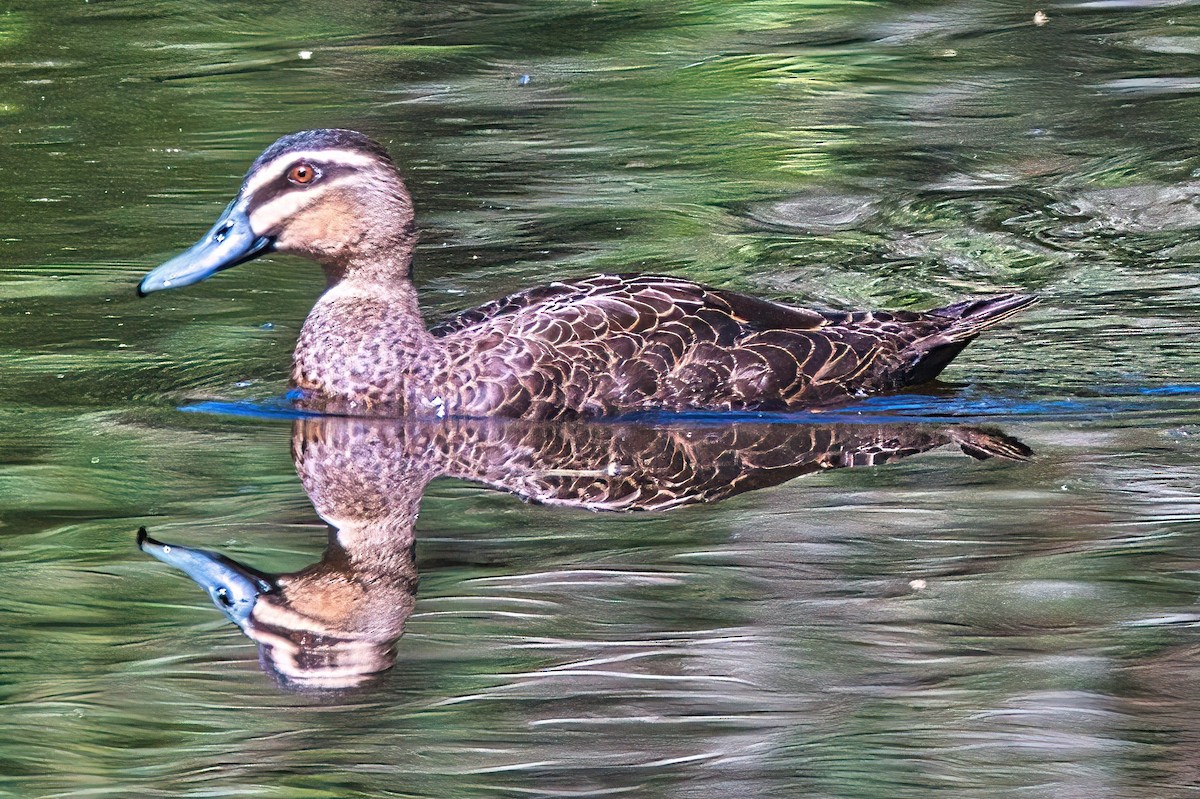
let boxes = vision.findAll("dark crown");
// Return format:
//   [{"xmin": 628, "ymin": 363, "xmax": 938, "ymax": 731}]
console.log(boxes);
[{"xmin": 250, "ymin": 129, "xmax": 394, "ymax": 172}]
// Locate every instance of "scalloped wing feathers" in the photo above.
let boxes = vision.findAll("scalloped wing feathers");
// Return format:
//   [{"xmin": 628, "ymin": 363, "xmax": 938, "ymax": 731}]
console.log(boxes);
[{"xmin": 421, "ymin": 274, "xmax": 1034, "ymax": 419}]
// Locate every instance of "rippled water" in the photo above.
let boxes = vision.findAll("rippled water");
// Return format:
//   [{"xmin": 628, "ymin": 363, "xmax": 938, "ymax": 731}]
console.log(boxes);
[{"xmin": 2, "ymin": 1, "xmax": 1200, "ymax": 796}]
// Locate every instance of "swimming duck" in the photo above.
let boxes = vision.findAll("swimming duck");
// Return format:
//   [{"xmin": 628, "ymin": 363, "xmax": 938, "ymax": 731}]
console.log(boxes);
[
  {"xmin": 138, "ymin": 414, "xmax": 1029, "ymax": 689},
  {"xmin": 138, "ymin": 129, "xmax": 1036, "ymax": 419}
]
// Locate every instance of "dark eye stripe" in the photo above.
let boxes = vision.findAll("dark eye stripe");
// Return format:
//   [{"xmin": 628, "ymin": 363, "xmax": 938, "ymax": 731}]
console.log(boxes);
[{"xmin": 246, "ymin": 161, "xmax": 355, "ymax": 210}]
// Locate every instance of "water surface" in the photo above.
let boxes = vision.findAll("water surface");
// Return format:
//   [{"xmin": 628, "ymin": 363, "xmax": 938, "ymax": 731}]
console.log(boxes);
[{"xmin": 1, "ymin": 1, "xmax": 1199, "ymax": 797}]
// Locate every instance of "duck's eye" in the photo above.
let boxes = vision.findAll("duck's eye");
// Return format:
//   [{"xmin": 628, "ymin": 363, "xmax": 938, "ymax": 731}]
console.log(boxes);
[
  {"xmin": 287, "ymin": 163, "xmax": 317, "ymax": 185},
  {"xmin": 215, "ymin": 587, "xmax": 234, "ymax": 607}
]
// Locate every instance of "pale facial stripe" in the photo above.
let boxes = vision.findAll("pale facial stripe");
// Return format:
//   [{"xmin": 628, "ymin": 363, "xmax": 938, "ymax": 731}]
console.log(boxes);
[
  {"xmin": 246, "ymin": 174, "xmax": 360, "ymax": 233},
  {"xmin": 253, "ymin": 594, "xmax": 343, "ymax": 636},
  {"xmin": 241, "ymin": 147, "xmax": 384, "ymax": 199}
]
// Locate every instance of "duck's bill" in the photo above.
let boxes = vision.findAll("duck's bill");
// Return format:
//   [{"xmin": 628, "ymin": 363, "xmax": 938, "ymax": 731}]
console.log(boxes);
[
  {"xmin": 137, "ymin": 200, "xmax": 274, "ymax": 296},
  {"xmin": 136, "ymin": 526, "xmax": 274, "ymax": 625}
]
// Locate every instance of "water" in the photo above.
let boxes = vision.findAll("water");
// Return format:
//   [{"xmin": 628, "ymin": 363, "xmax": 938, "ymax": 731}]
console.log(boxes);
[{"xmin": 2, "ymin": 0, "xmax": 1199, "ymax": 796}]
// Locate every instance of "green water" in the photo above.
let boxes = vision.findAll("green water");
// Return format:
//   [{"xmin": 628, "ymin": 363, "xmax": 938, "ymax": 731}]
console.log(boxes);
[{"xmin": 2, "ymin": 0, "xmax": 1200, "ymax": 796}]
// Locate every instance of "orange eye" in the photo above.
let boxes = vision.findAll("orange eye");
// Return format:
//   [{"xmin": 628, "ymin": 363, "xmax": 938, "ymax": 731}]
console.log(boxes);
[{"xmin": 287, "ymin": 163, "xmax": 316, "ymax": 185}]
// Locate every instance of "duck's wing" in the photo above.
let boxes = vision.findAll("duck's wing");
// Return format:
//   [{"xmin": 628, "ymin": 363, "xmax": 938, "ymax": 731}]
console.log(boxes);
[
  {"xmin": 428, "ymin": 274, "xmax": 1035, "ymax": 416},
  {"xmin": 427, "ymin": 274, "xmax": 847, "ymax": 415},
  {"xmin": 428, "ymin": 273, "xmax": 833, "ymax": 337}
]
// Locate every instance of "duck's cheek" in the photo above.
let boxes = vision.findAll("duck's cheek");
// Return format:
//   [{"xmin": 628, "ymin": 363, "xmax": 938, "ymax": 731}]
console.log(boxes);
[
  {"xmin": 271, "ymin": 227, "xmax": 311, "ymax": 257},
  {"xmin": 275, "ymin": 205, "xmax": 363, "ymax": 260}
]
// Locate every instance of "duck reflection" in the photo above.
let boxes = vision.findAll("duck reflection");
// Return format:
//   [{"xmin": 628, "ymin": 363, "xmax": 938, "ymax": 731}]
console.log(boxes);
[{"xmin": 139, "ymin": 416, "xmax": 1031, "ymax": 690}]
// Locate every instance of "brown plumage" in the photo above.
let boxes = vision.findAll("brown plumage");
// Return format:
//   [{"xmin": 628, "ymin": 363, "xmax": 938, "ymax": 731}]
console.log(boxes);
[
  {"xmin": 138, "ymin": 129, "xmax": 1037, "ymax": 419},
  {"xmin": 140, "ymin": 415, "xmax": 1030, "ymax": 689}
]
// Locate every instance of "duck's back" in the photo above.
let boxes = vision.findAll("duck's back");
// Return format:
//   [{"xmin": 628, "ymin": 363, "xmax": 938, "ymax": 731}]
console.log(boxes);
[{"xmin": 426, "ymin": 274, "xmax": 1034, "ymax": 420}]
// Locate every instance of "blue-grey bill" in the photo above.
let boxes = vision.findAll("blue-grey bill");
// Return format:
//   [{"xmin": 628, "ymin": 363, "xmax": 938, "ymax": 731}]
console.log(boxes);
[
  {"xmin": 137, "ymin": 200, "xmax": 274, "ymax": 296},
  {"xmin": 136, "ymin": 527, "xmax": 273, "ymax": 625}
]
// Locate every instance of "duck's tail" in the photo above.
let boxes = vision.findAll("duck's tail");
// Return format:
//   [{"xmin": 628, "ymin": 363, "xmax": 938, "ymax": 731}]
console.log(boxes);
[
  {"xmin": 930, "ymin": 293, "xmax": 1040, "ymax": 342},
  {"xmin": 946, "ymin": 426, "xmax": 1035, "ymax": 461},
  {"xmin": 899, "ymin": 293, "xmax": 1038, "ymax": 386}
]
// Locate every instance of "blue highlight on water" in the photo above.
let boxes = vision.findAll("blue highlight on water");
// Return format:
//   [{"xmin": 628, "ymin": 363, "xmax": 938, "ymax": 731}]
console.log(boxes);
[{"xmin": 180, "ymin": 384, "xmax": 1200, "ymax": 424}]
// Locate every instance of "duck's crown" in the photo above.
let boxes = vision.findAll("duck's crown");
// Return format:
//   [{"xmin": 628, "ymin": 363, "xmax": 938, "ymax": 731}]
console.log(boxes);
[{"xmin": 250, "ymin": 128, "xmax": 394, "ymax": 172}]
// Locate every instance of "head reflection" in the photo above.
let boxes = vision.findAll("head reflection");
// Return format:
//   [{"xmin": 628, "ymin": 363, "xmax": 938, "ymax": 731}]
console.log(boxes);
[
  {"xmin": 138, "ymin": 524, "xmax": 416, "ymax": 691},
  {"xmin": 140, "ymin": 417, "xmax": 1031, "ymax": 690}
]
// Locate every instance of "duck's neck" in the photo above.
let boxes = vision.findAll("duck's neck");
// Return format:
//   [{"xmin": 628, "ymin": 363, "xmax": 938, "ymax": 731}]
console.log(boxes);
[
  {"xmin": 327, "ymin": 207, "xmax": 427, "ymax": 308},
  {"xmin": 323, "ymin": 219, "xmax": 415, "ymax": 281},
  {"xmin": 292, "ymin": 254, "xmax": 440, "ymax": 414},
  {"xmin": 323, "ymin": 265, "xmax": 425, "ymax": 324},
  {"xmin": 304, "ymin": 465, "xmax": 431, "ymax": 575}
]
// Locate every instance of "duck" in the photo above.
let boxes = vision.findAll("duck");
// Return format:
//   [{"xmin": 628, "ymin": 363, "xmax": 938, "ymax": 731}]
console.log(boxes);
[
  {"xmin": 138, "ymin": 414, "xmax": 1030, "ymax": 690},
  {"xmin": 137, "ymin": 129, "xmax": 1037, "ymax": 420}
]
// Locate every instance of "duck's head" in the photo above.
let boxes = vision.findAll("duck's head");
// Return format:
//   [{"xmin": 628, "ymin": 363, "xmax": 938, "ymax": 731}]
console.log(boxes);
[{"xmin": 138, "ymin": 129, "xmax": 415, "ymax": 295}]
